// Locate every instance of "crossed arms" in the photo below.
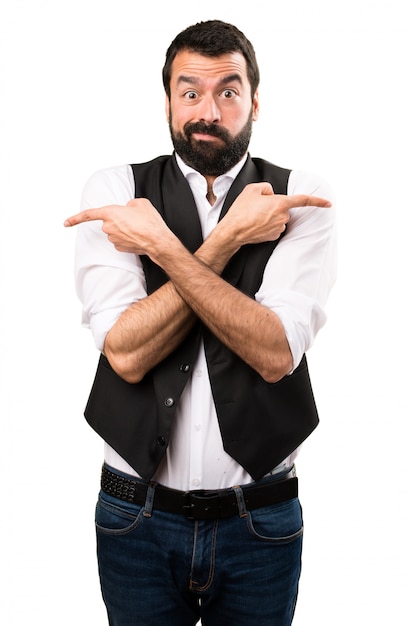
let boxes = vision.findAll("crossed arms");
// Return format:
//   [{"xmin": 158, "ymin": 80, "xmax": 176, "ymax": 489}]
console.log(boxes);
[{"xmin": 65, "ymin": 182, "xmax": 331, "ymax": 384}]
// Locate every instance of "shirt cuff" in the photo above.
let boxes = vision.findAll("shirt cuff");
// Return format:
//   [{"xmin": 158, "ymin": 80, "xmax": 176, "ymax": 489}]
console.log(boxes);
[{"xmin": 256, "ymin": 288, "xmax": 327, "ymax": 371}]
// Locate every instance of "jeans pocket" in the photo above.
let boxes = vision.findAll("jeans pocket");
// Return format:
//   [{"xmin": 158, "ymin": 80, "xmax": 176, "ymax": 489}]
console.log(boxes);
[
  {"xmin": 245, "ymin": 497, "xmax": 303, "ymax": 543},
  {"xmin": 95, "ymin": 492, "xmax": 145, "ymax": 536}
]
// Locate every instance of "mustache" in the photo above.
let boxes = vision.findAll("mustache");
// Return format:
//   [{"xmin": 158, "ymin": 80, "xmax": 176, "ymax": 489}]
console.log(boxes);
[{"xmin": 184, "ymin": 121, "xmax": 231, "ymax": 142}]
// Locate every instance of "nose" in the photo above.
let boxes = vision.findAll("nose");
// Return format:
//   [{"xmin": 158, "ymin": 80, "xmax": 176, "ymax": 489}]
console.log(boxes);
[{"xmin": 197, "ymin": 95, "xmax": 220, "ymax": 124}]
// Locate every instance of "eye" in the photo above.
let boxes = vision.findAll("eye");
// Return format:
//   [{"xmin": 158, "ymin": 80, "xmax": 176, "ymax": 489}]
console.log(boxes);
[
  {"xmin": 184, "ymin": 90, "xmax": 198, "ymax": 100},
  {"xmin": 221, "ymin": 88, "xmax": 237, "ymax": 99}
]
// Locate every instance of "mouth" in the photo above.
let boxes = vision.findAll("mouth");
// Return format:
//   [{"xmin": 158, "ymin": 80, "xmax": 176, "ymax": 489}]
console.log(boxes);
[{"xmin": 192, "ymin": 132, "xmax": 223, "ymax": 143}]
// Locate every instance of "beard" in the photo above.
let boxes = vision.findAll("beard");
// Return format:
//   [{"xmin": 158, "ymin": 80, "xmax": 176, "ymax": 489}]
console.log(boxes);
[{"xmin": 169, "ymin": 109, "xmax": 253, "ymax": 177}]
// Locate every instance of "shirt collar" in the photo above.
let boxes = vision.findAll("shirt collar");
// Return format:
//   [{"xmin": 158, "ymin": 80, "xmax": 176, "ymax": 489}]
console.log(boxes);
[{"xmin": 175, "ymin": 152, "xmax": 248, "ymax": 196}]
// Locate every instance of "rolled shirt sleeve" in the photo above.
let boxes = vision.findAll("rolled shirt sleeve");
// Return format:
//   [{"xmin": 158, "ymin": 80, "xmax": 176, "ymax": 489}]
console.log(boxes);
[
  {"xmin": 255, "ymin": 170, "xmax": 337, "ymax": 370},
  {"xmin": 74, "ymin": 165, "xmax": 147, "ymax": 351}
]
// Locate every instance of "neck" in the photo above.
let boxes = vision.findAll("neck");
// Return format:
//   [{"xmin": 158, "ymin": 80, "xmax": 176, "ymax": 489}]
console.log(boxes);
[{"xmin": 205, "ymin": 179, "xmax": 217, "ymax": 205}]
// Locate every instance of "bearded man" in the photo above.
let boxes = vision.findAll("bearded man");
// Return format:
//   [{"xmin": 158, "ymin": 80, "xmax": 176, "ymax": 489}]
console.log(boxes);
[{"xmin": 65, "ymin": 19, "xmax": 336, "ymax": 626}]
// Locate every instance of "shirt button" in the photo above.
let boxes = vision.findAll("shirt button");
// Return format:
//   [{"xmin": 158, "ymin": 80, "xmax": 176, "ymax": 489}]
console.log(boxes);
[
  {"xmin": 157, "ymin": 436, "xmax": 166, "ymax": 447},
  {"xmin": 192, "ymin": 478, "xmax": 201, "ymax": 487},
  {"xmin": 195, "ymin": 369, "xmax": 202, "ymax": 377},
  {"xmin": 194, "ymin": 424, "xmax": 201, "ymax": 431},
  {"xmin": 164, "ymin": 397, "xmax": 174, "ymax": 407}
]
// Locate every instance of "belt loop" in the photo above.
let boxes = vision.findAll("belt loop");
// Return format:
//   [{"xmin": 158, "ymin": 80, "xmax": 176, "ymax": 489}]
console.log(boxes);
[
  {"xmin": 232, "ymin": 485, "xmax": 249, "ymax": 518},
  {"xmin": 143, "ymin": 481, "xmax": 157, "ymax": 518}
]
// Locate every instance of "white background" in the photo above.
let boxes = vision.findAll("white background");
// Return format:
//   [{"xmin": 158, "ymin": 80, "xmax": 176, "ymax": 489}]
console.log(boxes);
[{"xmin": 1, "ymin": 1, "xmax": 406, "ymax": 624}]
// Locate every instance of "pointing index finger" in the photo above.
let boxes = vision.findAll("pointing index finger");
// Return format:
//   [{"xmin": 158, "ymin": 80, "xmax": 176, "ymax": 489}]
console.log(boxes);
[
  {"xmin": 64, "ymin": 207, "xmax": 106, "ymax": 227},
  {"xmin": 288, "ymin": 194, "xmax": 332, "ymax": 209}
]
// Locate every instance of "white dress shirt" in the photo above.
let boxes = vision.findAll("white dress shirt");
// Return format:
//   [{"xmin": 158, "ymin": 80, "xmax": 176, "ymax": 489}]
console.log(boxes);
[{"xmin": 74, "ymin": 154, "xmax": 336, "ymax": 490}]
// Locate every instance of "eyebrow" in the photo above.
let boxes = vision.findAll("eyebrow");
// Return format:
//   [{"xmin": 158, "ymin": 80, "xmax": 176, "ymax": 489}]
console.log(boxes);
[{"xmin": 176, "ymin": 73, "xmax": 243, "ymax": 88}]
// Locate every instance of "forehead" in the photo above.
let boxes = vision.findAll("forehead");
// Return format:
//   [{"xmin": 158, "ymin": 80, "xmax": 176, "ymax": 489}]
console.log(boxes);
[{"xmin": 170, "ymin": 50, "xmax": 249, "ymax": 86}]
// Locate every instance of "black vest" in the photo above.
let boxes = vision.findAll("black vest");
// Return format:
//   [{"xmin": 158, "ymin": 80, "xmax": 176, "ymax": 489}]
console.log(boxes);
[{"xmin": 84, "ymin": 154, "xmax": 319, "ymax": 481}]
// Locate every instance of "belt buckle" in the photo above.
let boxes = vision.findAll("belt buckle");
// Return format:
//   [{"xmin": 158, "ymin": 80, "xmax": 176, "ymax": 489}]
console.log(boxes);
[
  {"xmin": 182, "ymin": 490, "xmax": 215, "ymax": 520},
  {"xmin": 182, "ymin": 491, "xmax": 198, "ymax": 520}
]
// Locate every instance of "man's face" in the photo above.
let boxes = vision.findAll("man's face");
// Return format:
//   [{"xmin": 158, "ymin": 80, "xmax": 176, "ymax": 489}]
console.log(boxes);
[{"xmin": 166, "ymin": 50, "xmax": 259, "ymax": 177}]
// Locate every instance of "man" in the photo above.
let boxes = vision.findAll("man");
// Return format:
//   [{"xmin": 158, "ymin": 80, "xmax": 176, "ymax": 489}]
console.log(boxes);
[{"xmin": 65, "ymin": 19, "xmax": 336, "ymax": 626}]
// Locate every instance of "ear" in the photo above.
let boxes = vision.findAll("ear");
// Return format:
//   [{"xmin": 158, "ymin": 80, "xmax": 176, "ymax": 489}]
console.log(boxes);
[
  {"xmin": 252, "ymin": 89, "xmax": 259, "ymax": 121},
  {"xmin": 165, "ymin": 95, "xmax": 170, "ymax": 122}
]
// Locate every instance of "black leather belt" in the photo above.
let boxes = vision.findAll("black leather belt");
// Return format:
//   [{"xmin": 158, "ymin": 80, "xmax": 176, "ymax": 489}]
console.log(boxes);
[{"xmin": 101, "ymin": 465, "xmax": 298, "ymax": 520}]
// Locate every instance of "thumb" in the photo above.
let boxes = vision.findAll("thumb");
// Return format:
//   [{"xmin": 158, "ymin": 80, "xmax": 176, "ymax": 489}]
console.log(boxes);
[{"xmin": 259, "ymin": 182, "xmax": 275, "ymax": 196}]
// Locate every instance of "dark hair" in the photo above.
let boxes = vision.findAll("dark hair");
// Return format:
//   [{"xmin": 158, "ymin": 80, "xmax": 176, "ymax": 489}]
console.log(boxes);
[{"xmin": 162, "ymin": 20, "xmax": 260, "ymax": 99}]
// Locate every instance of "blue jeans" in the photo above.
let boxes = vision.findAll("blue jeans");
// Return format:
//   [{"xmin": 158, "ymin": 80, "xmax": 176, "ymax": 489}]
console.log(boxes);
[{"xmin": 95, "ymin": 471, "xmax": 303, "ymax": 625}]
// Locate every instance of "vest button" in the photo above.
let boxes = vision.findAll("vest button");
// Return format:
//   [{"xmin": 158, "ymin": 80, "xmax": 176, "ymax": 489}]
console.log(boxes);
[
  {"xmin": 179, "ymin": 364, "xmax": 190, "ymax": 373},
  {"xmin": 164, "ymin": 397, "xmax": 174, "ymax": 407},
  {"xmin": 157, "ymin": 436, "xmax": 166, "ymax": 447}
]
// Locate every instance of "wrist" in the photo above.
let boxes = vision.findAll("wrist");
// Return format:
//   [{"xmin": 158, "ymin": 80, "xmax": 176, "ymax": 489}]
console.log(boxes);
[
  {"xmin": 149, "ymin": 230, "xmax": 183, "ymax": 268},
  {"xmin": 197, "ymin": 222, "xmax": 241, "ymax": 272}
]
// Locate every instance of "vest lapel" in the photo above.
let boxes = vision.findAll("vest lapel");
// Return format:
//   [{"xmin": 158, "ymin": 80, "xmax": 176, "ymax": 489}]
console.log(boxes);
[
  {"xmin": 161, "ymin": 155, "xmax": 203, "ymax": 253},
  {"xmin": 219, "ymin": 156, "xmax": 286, "ymax": 290},
  {"xmin": 219, "ymin": 156, "xmax": 261, "ymax": 220}
]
